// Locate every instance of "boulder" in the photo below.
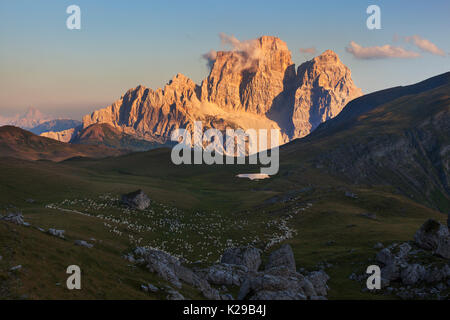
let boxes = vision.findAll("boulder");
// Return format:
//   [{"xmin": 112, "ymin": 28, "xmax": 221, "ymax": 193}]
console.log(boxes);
[
  {"xmin": 414, "ymin": 219, "xmax": 449, "ymax": 250},
  {"xmin": 10, "ymin": 265, "xmax": 22, "ymax": 272},
  {"xmin": 423, "ymin": 265, "xmax": 450, "ymax": 283},
  {"xmin": 199, "ymin": 263, "xmax": 249, "ymax": 286},
  {"xmin": 220, "ymin": 246, "xmax": 262, "ymax": 272},
  {"xmin": 121, "ymin": 190, "xmax": 151, "ymax": 210},
  {"xmin": 381, "ymin": 263, "xmax": 401, "ymax": 282},
  {"xmin": 265, "ymin": 244, "xmax": 296, "ymax": 272},
  {"xmin": 1, "ymin": 211, "xmax": 25, "ymax": 225},
  {"xmin": 306, "ymin": 271, "xmax": 330, "ymax": 296},
  {"xmin": 142, "ymin": 250, "xmax": 183, "ymax": 288},
  {"xmin": 376, "ymin": 248, "xmax": 395, "ymax": 266},
  {"xmin": 435, "ymin": 236, "xmax": 450, "ymax": 259},
  {"xmin": 237, "ymin": 267, "xmax": 329, "ymax": 300},
  {"xmin": 48, "ymin": 228, "xmax": 65, "ymax": 238},
  {"xmin": 400, "ymin": 264, "xmax": 426, "ymax": 285},
  {"xmin": 74, "ymin": 240, "xmax": 93, "ymax": 248}
]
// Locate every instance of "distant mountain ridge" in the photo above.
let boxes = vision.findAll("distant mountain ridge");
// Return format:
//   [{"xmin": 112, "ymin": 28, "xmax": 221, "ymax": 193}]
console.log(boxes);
[
  {"xmin": 71, "ymin": 123, "xmax": 173, "ymax": 151},
  {"xmin": 0, "ymin": 107, "xmax": 50, "ymax": 129},
  {"xmin": 30, "ymin": 119, "xmax": 81, "ymax": 135},
  {"xmin": 0, "ymin": 125, "xmax": 126, "ymax": 161}
]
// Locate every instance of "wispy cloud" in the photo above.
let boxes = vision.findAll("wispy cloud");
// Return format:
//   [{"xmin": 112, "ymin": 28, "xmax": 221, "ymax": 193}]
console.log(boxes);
[
  {"xmin": 202, "ymin": 33, "xmax": 263, "ymax": 71},
  {"xmin": 404, "ymin": 35, "xmax": 446, "ymax": 56},
  {"xmin": 299, "ymin": 47, "xmax": 317, "ymax": 55},
  {"xmin": 346, "ymin": 41, "xmax": 420, "ymax": 59}
]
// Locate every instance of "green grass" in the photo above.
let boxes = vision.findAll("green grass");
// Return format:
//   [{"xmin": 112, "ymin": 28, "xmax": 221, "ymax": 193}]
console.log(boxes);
[{"xmin": 0, "ymin": 134, "xmax": 447, "ymax": 299}]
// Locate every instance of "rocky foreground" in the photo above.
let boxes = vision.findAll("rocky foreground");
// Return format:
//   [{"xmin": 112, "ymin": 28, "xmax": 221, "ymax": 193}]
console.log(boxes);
[
  {"xmin": 352, "ymin": 218, "xmax": 450, "ymax": 299},
  {"xmin": 126, "ymin": 244, "xmax": 330, "ymax": 300}
]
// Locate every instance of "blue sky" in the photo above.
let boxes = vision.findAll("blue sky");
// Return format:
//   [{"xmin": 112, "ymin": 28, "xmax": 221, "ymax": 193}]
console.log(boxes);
[{"xmin": 0, "ymin": 0, "xmax": 449, "ymax": 119}]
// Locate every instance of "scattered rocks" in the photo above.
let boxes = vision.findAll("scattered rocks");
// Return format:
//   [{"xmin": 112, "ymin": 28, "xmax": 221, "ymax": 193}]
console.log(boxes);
[
  {"xmin": 128, "ymin": 243, "xmax": 329, "ymax": 300},
  {"xmin": 147, "ymin": 283, "xmax": 159, "ymax": 293},
  {"xmin": 48, "ymin": 229, "xmax": 65, "ymax": 238},
  {"xmin": 10, "ymin": 265, "xmax": 22, "ymax": 272},
  {"xmin": 74, "ymin": 240, "xmax": 93, "ymax": 248},
  {"xmin": 141, "ymin": 283, "xmax": 159, "ymax": 293},
  {"xmin": 357, "ymin": 219, "xmax": 450, "ymax": 299},
  {"xmin": 121, "ymin": 190, "xmax": 151, "ymax": 210},
  {"xmin": 1, "ymin": 211, "xmax": 25, "ymax": 225},
  {"xmin": 345, "ymin": 191, "xmax": 358, "ymax": 199}
]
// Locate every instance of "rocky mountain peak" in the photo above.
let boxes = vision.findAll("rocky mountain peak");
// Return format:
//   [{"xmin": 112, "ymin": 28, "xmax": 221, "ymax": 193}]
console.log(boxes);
[
  {"xmin": 75, "ymin": 36, "xmax": 362, "ymax": 148},
  {"xmin": 201, "ymin": 36, "xmax": 295, "ymax": 115},
  {"xmin": 292, "ymin": 50, "xmax": 362, "ymax": 138}
]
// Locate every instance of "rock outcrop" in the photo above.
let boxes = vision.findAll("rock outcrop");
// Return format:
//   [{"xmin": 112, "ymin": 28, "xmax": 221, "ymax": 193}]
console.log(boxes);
[
  {"xmin": 220, "ymin": 246, "xmax": 262, "ymax": 272},
  {"xmin": 265, "ymin": 243, "xmax": 296, "ymax": 272},
  {"xmin": 237, "ymin": 245, "xmax": 329, "ymax": 300},
  {"xmin": 69, "ymin": 36, "xmax": 361, "ymax": 148},
  {"xmin": 128, "ymin": 243, "xmax": 330, "ymax": 300},
  {"xmin": 356, "ymin": 219, "xmax": 450, "ymax": 299},
  {"xmin": 132, "ymin": 248, "xmax": 221, "ymax": 300},
  {"xmin": 1, "ymin": 211, "xmax": 26, "ymax": 225},
  {"xmin": 414, "ymin": 218, "xmax": 449, "ymax": 251},
  {"xmin": 121, "ymin": 190, "xmax": 151, "ymax": 210},
  {"xmin": 292, "ymin": 50, "xmax": 362, "ymax": 137}
]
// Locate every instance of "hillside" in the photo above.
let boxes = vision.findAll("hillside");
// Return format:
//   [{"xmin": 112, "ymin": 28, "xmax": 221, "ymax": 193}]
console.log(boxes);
[
  {"xmin": 281, "ymin": 72, "xmax": 450, "ymax": 211},
  {"xmin": 30, "ymin": 119, "xmax": 81, "ymax": 135},
  {"xmin": 71, "ymin": 123, "xmax": 173, "ymax": 151},
  {"xmin": 0, "ymin": 126, "xmax": 126, "ymax": 161}
]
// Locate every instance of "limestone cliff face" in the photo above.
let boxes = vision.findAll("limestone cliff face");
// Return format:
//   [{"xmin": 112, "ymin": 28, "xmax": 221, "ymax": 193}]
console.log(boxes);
[
  {"xmin": 83, "ymin": 74, "xmax": 199, "ymax": 142},
  {"xmin": 200, "ymin": 36, "xmax": 296, "ymax": 115},
  {"xmin": 78, "ymin": 36, "xmax": 361, "ymax": 147},
  {"xmin": 292, "ymin": 50, "xmax": 362, "ymax": 138}
]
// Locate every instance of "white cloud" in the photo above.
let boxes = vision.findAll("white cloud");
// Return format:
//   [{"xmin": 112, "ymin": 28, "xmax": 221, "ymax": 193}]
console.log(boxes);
[
  {"xmin": 346, "ymin": 41, "xmax": 420, "ymax": 59},
  {"xmin": 404, "ymin": 35, "xmax": 446, "ymax": 56},
  {"xmin": 299, "ymin": 47, "xmax": 317, "ymax": 55}
]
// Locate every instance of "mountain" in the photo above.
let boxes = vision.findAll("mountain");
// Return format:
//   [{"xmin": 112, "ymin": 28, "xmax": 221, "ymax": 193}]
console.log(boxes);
[
  {"xmin": 292, "ymin": 50, "xmax": 362, "ymax": 137},
  {"xmin": 71, "ymin": 123, "xmax": 173, "ymax": 151},
  {"xmin": 40, "ymin": 127, "xmax": 81, "ymax": 143},
  {"xmin": 30, "ymin": 119, "xmax": 81, "ymax": 135},
  {"xmin": 0, "ymin": 107, "xmax": 50, "ymax": 129},
  {"xmin": 76, "ymin": 36, "xmax": 361, "ymax": 147},
  {"xmin": 282, "ymin": 72, "xmax": 450, "ymax": 212},
  {"xmin": 0, "ymin": 126, "xmax": 126, "ymax": 161}
]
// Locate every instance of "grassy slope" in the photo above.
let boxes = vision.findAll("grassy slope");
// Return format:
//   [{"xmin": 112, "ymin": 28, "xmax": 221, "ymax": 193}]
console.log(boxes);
[
  {"xmin": 0, "ymin": 152, "xmax": 447, "ymax": 299},
  {"xmin": 0, "ymin": 126, "xmax": 125, "ymax": 161}
]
